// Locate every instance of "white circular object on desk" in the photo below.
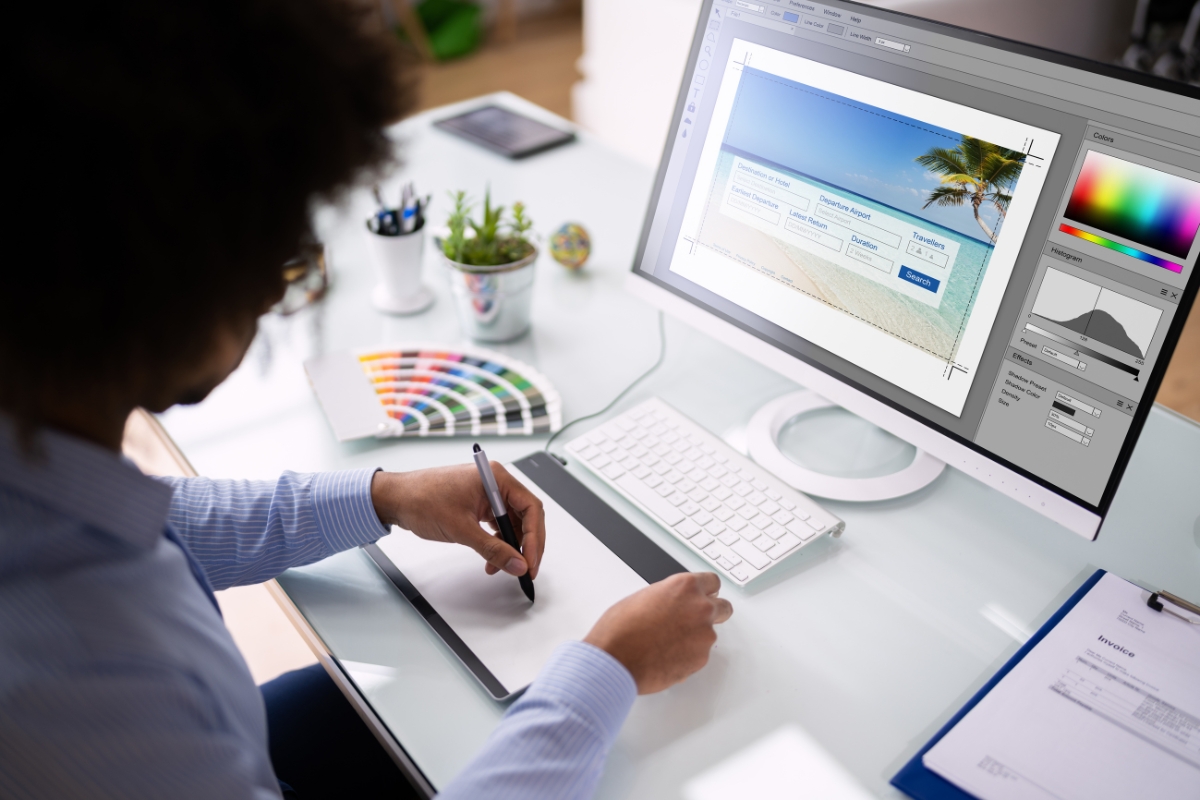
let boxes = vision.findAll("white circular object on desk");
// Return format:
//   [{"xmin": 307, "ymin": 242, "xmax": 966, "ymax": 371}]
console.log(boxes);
[{"xmin": 746, "ymin": 390, "xmax": 945, "ymax": 502}]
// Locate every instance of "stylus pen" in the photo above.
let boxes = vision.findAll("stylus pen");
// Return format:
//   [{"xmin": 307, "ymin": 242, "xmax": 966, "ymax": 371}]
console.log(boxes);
[{"xmin": 472, "ymin": 444, "xmax": 535, "ymax": 602}]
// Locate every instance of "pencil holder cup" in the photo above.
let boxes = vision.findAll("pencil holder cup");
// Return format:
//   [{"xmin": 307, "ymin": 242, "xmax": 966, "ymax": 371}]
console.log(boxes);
[
  {"xmin": 365, "ymin": 216, "xmax": 434, "ymax": 315},
  {"xmin": 439, "ymin": 244, "xmax": 538, "ymax": 343}
]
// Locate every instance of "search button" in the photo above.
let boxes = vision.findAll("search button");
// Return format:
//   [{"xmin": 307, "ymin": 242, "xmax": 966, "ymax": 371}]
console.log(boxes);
[{"xmin": 899, "ymin": 266, "xmax": 940, "ymax": 293}]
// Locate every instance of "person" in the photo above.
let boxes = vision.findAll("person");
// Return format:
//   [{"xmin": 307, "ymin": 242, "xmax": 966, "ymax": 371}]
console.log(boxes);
[{"xmin": 0, "ymin": 2, "xmax": 733, "ymax": 798}]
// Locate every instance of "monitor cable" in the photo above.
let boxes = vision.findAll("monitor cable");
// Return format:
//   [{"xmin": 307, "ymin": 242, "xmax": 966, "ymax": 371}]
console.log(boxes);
[{"xmin": 544, "ymin": 310, "xmax": 667, "ymax": 464}]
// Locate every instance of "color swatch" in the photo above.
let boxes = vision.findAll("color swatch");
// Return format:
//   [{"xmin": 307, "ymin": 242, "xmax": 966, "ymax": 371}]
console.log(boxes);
[
  {"xmin": 1059, "ymin": 224, "xmax": 1183, "ymax": 274},
  {"xmin": 1064, "ymin": 151, "xmax": 1200, "ymax": 261},
  {"xmin": 356, "ymin": 344, "xmax": 561, "ymax": 437}
]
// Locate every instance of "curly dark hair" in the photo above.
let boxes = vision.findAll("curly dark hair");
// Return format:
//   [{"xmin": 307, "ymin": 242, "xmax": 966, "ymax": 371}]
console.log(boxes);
[{"xmin": 4, "ymin": 0, "xmax": 417, "ymax": 430}]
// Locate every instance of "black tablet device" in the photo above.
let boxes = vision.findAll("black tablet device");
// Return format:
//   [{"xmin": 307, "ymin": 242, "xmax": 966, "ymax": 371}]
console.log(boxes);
[{"xmin": 434, "ymin": 105, "xmax": 576, "ymax": 159}]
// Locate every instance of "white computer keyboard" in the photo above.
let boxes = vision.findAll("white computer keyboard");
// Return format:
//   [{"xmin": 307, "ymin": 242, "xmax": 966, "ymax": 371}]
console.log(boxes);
[{"xmin": 566, "ymin": 397, "xmax": 843, "ymax": 586}]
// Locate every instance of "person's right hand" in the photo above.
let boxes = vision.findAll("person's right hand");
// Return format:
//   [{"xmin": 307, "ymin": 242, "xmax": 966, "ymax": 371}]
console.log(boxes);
[{"xmin": 584, "ymin": 572, "xmax": 732, "ymax": 694}]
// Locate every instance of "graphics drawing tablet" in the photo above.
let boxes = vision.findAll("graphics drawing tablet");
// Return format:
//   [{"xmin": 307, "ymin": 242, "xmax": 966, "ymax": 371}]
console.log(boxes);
[
  {"xmin": 433, "ymin": 105, "xmax": 576, "ymax": 159},
  {"xmin": 365, "ymin": 452, "xmax": 686, "ymax": 699}
]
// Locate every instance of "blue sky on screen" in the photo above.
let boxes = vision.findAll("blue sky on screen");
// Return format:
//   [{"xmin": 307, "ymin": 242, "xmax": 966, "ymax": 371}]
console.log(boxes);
[{"xmin": 722, "ymin": 68, "xmax": 1007, "ymax": 242}]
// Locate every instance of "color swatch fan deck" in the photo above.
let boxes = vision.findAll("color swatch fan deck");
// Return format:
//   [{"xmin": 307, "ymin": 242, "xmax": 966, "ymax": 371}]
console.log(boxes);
[{"xmin": 304, "ymin": 344, "xmax": 562, "ymax": 442}]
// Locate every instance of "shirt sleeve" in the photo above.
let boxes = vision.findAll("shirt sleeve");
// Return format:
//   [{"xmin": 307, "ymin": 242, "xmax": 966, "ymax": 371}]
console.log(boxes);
[
  {"xmin": 0, "ymin": 665, "xmax": 282, "ymax": 800},
  {"xmin": 438, "ymin": 641, "xmax": 637, "ymax": 800},
  {"xmin": 155, "ymin": 470, "xmax": 389, "ymax": 591}
]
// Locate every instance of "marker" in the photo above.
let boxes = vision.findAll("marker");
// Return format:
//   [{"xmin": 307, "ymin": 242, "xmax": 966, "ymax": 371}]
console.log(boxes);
[{"xmin": 472, "ymin": 444, "xmax": 535, "ymax": 602}]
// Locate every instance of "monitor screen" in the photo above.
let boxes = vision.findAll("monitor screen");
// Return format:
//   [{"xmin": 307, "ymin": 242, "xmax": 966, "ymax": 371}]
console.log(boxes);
[{"xmin": 632, "ymin": 0, "xmax": 1200, "ymax": 523}]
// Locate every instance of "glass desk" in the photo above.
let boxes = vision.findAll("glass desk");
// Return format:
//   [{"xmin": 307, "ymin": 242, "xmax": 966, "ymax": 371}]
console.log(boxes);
[{"xmin": 160, "ymin": 94, "xmax": 1200, "ymax": 798}]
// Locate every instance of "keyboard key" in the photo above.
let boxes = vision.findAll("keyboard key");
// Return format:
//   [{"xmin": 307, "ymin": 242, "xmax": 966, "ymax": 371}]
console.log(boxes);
[
  {"xmin": 696, "ymin": 455, "xmax": 716, "ymax": 470},
  {"xmin": 664, "ymin": 470, "xmax": 685, "ymax": 484},
  {"xmin": 717, "ymin": 530, "xmax": 739, "ymax": 546},
  {"xmin": 616, "ymin": 436, "xmax": 635, "ymax": 449},
  {"xmin": 675, "ymin": 519, "xmax": 701, "ymax": 538},
  {"xmin": 686, "ymin": 468, "xmax": 707, "ymax": 483},
  {"xmin": 726, "ymin": 496, "xmax": 746, "ymax": 511},
  {"xmin": 632, "ymin": 465, "xmax": 651, "ymax": 480},
  {"xmin": 733, "ymin": 482, "xmax": 753, "ymax": 497},
  {"xmin": 615, "ymin": 473, "xmax": 685, "ymax": 526},
  {"xmin": 663, "ymin": 451, "xmax": 683, "ymax": 465},
  {"xmin": 677, "ymin": 459, "xmax": 696, "ymax": 475},
  {"xmin": 643, "ymin": 435, "xmax": 661, "ymax": 448},
  {"xmin": 601, "ymin": 463, "xmax": 626, "ymax": 480},
  {"xmin": 717, "ymin": 556, "xmax": 737, "ymax": 571},
  {"xmin": 759, "ymin": 500, "xmax": 780, "ymax": 516},
  {"xmin": 706, "ymin": 521, "xmax": 727, "ymax": 535},
  {"xmin": 629, "ymin": 444, "xmax": 649, "ymax": 458},
  {"xmin": 766, "ymin": 490, "xmax": 783, "ymax": 503},
  {"xmin": 676, "ymin": 479, "xmax": 697, "ymax": 494},
  {"xmin": 699, "ymin": 477, "xmax": 720, "ymax": 492},
  {"xmin": 700, "ymin": 443, "xmax": 716, "ymax": 455},
  {"xmin": 691, "ymin": 532, "xmax": 714, "ymax": 549},
  {"xmin": 672, "ymin": 440, "xmax": 690, "ymax": 453},
  {"xmin": 666, "ymin": 492, "xmax": 687, "ymax": 507},
  {"xmin": 750, "ymin": 515, "xmax": 771, "ymax": 530},
  {"xmin": 703, "ymin": 543, "xmax": 727, "ymax": 561},
  {"xmin": 731, "ymin": 539, "xmax": 771, "ymax": 569},
  {"xmin": 650, "ymin": 424, "xmax": 668, "ymax": 436},
  {"xmin": 712, "ymin": 486, "xmax": 733, "ymax": 501},
  {"xmin": 737, "ymin": 505, "xmax": 758, "ymax": 520},
  {"xmin": 652, "ymin": 443, "xmax": 671, "ymax": 457},
  {"xmin": 693, "ymin": 511, "xmax": 713, "ymax": 526},
  {"xmin": 793, "ymin": 509, "xmax": 810, "ymax": 521},
  {"xmin": 651, "ymin": 462, "xmax": 671, "ymax": 476},
  {"xmin": 772, "ymin": 510, "xmax": 794, "ymax": 525},
  {"xmin": 747, "ymin": 492, "xmax": 767, "ymax": 506},
  {"xmin": 713, "ymin": 506, "xmax": 734, "ymax": 522},
  {"xmin": 679, "ymin": 501, "xmax": 701, "ymax": 517},
  {"xmin": 727, "ymin": 516, "xmax": 748, "ymax": 532},
  {"xmin": 641, "ymin": 454, "xmax": 661, "ymax": 467},
  {"xmin": 645, "ymin": 474, "xmax": 663, "ymax": 488},
  {"xmin": 738, "ymin": 468, "xmax": 755, "ymax": 480},
  {"xmin": 751, "ymin": 478, "xmax": 768, "ymax": 491},
  {"xmin": 619, "ymin": 456, "xmax": 640, "ymax": 470},
  {"xmin": 629, "ymin": 428, "xmax": 649, "ymax": 440},
  {"xmin": 700, "ymin": 497, "xmax": 721, "ymax": 512},
  {"xmin": 786, "ymin": 520, "xmax": 815, "ymax": 540},
  {"xmin": 599, "ymin": 440, "xmax": 618, "ymax": 453},
  {"xmin": 740, "ymin": 527, "xmax": 761, "ymax": 542},
  {"xmin": 720, "ymin": 473, "xmax": 740, "ymax": 488},
  {"xmin": 591, "ymin": 454, "xmax": 612, "ymax": 468},
  {"xmin": 753, "ymin": 536, "xmax": 774, "ymax": 552},
  {"xmin": 764, "ymin": 523, "xmax": 787, "ymax": 540},
  {"xmin": 713, "ymin": 452, "xmax": 729, "ymax": 463},
  {"xmin": 578, "ymin": 445, "xmax": 600, "ymax": 460},
  {"xmin": 661, "ymin": 431, "xmax": 680, "ymax": 444},
  {"xmin": 767, "ymin": 533, "xmax": 801, "ymax": 559},
  {"xmin": 730, "ymin": 563, "xmax": 753, "ymax": 582},
  {"xmin": 654, "ymin": 482, "xmax": 674, "ymax": 497},
  {"xmin": 684, "ymin": 447, "xmax": 704, "ymax": 461},
  {"xmin": 780, "ymin": 499, "xmax": 796, "ymax": 511},
  {"xmin": 807, "ymin": 520, "xmax": 827, "ymax": 533},
  {"xmin": 709, "ymin": 464, "xmax": 728, "ymax": 478},
  {"xmin": 588, "ymin": 431, "xmax": 608, "ymax": 444}
]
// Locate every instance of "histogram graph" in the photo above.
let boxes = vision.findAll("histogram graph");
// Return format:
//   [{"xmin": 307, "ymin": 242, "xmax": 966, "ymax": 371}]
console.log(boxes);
[{"xmin": 1030, "ymin": 268, "xmax": 1162, "ymax": 360}]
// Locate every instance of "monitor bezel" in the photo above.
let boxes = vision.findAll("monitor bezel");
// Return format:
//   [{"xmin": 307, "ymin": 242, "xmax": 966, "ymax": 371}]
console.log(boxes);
[{"xmin": 628, "ymin": 0, "xmax": 1200, "ymax": 539}]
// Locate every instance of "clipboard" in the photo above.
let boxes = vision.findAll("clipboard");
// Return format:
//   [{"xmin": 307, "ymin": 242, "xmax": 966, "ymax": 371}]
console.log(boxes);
[
  {"xmin": 364, "ymin": 451, "xmax": 686, "ymax": 700},
  {"xmin": 890, "ymin": 569, "xmax": 1107, "ymax": 800}
]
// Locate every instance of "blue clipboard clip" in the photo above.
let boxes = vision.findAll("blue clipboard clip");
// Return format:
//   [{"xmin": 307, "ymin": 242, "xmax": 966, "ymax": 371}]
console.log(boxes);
[{"xmin": 1147, "ymin": 590, "xmax": 1200, "ymax": 624}]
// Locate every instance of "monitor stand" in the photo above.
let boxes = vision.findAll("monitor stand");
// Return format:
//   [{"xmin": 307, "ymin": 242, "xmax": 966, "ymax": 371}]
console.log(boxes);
[{"xmin": 746, "ymin": 391, "xmax": 945, "ymax": 502}]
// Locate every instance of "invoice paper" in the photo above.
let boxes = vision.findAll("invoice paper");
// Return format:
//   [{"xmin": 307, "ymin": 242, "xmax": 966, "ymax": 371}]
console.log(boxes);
[{"xmin": 923, "ymin": 572, "xmax": 1200, "ymax": 800}]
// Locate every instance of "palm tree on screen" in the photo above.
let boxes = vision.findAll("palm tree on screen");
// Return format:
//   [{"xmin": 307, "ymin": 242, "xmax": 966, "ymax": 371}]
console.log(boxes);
[{"xmin": 915, "ymin": 137, "xmax": 1025, "ymax": 243}]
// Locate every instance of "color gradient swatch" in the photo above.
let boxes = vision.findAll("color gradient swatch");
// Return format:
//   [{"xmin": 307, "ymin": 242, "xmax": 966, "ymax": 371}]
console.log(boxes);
[
  {"xmin": 1059, "ymin": 224, "xmax": 1183, "ymax": 273},
  {"xmin": 1064, "ymin": 151, "xmax": 1200, "ymax": 261}
]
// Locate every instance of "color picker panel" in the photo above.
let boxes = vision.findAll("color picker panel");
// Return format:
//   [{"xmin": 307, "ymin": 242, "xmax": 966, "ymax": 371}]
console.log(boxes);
[
  {"xmin": 1059, "ymin": 224, "xmax": 1183, "ymax": 274},
  {"xmin": 1064, "ymin": 151, "xmax": 1200, "ymax": 261}
]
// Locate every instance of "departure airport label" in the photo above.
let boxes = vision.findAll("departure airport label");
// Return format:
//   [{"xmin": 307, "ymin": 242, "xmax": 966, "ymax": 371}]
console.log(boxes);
[{"xmin": 721, "ymin": 156, "xmax": 959, "ymax": 308}]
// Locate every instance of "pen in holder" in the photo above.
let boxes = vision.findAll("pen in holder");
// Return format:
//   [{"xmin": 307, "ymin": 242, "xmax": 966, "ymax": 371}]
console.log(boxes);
[{"xmin": 366, "ymin": 211, "xmax": 434, "ymax": 315}]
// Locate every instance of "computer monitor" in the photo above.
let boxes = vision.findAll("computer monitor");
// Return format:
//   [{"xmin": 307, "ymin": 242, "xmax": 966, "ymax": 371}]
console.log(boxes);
[{"xmin": 627, "ymin": 0, "xmax": 1200, "ymax": 540}]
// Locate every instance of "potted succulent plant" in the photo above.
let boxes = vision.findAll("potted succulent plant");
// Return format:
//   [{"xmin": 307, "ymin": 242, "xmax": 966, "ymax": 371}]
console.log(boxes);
[{"xmin": 440, "ymin": 190, "xmax": 538, "ymax": 342}]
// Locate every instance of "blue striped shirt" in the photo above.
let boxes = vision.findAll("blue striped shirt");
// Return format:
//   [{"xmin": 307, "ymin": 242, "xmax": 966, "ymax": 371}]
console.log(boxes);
[{"xmin": 0, "ymin": 420, "xmax": 635, "ymax": 799}]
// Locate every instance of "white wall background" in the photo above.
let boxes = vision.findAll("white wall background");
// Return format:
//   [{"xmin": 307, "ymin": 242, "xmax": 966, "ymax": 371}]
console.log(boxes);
[{"xmin": 572, "ymin": 0, "xmax": 1137, "ymax": 167}]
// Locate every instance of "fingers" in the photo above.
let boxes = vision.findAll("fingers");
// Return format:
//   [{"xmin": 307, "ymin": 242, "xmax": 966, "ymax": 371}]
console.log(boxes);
[
  {"xmin": 692, "ymin": 571, "xmax": 722, "ymax": 597},
  {"xmin": 711, "ymin": 596, "xmax": 734, "ymax": 624},
  {"xmin": 684, "ymin": 572, "xmax": 732, "ymax": 624},
  {"xmin": 490, "ymin": 463, "xmax": 547, "ymax": 579},
  {"xmin": 460, "ymin": 521, "xmax": 529, "ymax": 577}
]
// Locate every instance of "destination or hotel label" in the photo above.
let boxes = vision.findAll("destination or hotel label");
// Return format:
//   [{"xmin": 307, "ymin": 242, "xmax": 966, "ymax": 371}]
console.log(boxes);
[{"xmin": 721, "ymin": 156, "xmax": 961, "ymax": 308}]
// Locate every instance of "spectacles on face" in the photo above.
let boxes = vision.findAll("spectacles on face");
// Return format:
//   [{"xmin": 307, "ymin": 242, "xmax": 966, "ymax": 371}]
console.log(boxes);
[{"xmin": 273, "ymin": 243, "xmax": 328, "ymax": 316}]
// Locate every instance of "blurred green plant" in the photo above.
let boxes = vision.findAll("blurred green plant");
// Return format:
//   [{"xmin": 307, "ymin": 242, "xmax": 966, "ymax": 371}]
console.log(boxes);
[
  {"xmin": 443, "ymin": 189, "xmax": 535, "ymax": 266},
  {"xmin": 409, "ymin": 0, "xmax": 482, "ymax": 61}
]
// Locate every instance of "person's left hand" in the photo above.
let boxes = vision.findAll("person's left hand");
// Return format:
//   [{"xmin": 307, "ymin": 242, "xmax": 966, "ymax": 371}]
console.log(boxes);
[{"xmin": 371, "ymin": 464, "xmax": 546, "ymax": 579}]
